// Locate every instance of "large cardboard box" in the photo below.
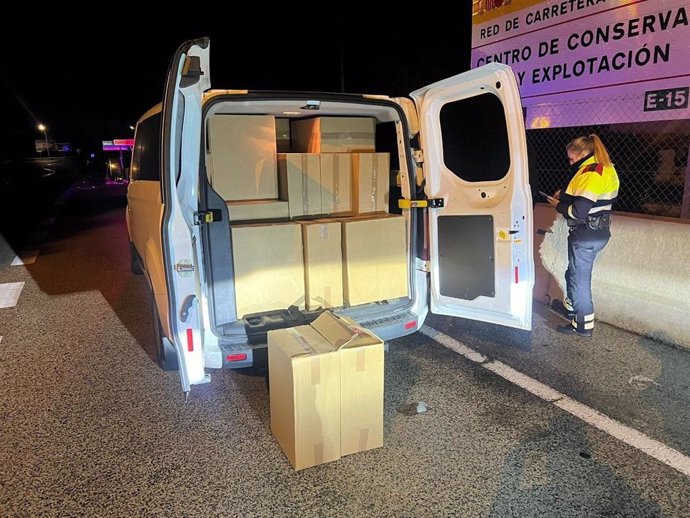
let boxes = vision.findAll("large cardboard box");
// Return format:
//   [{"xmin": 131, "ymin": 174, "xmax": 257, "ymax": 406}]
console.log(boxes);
[
  {"xmin": 208, "ymin": 115, "xmax": 278, "ymax": 201},
  {"xmin": 227, "ymin": 199, "xmax": 289, "ymax": 221},
  {"xmin": 341, "ymin": 214, "xmax": 408, "ymax": 306},
  {"xmin": 352, "ymin": 153, "xmax": 390, "ymax": 214},
  {"xmin": 269, "ymin": 312, "xmax": 384, "ymax": 470},
  {"xmin": 312, "ymin": 314, "xmax": 384, "ymax": 457},
  {"xmin": 291, "ymin": 117, "xmax": 376, "ymax": 153},
  {"xmin": 320, "ymin": 153, "xmax": 353, "ymax": 215},
  {"xmin": 278, "ymin": 153, "xmax": 322, "ymax": 217},
  {"xmin": 300, "ymin": 220, "xmax": 343, "ymax": 310},
  {"xmin": 231, "ymin": 222, "xmax": 304, "ymax": 316}
]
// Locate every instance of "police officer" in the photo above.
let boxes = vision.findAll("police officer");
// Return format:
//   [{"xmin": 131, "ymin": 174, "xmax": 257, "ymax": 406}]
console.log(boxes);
[{"xmin": 548, "ymin": 134, "xmax": 620, "ymax": 337}]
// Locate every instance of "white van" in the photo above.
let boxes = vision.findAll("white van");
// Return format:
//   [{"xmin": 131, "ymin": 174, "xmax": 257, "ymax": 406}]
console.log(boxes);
[{"xmin": 126, "ymin": 38, "xmax": 534, "ymax": 395}]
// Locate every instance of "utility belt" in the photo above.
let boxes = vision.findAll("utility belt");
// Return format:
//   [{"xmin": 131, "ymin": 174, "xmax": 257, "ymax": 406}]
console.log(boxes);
[{"xmin": 567, "ymin": 213, "xmax": 611, "ymax": 230}]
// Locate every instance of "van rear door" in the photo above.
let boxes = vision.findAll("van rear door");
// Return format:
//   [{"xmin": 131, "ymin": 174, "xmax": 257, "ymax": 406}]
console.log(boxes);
[
  {"xmin": 160, "ymin": 38, "xmax": 211, "ymax": 393},
  {"xmin": 411, "ymin": 64, "xmax": 534, "ymax": 330}
]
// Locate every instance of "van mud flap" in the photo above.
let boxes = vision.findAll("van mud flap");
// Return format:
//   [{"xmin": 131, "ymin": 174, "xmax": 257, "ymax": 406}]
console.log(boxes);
[{"xmin": 243, "ymin": 305, "xmax": 324, "ymax": 345}]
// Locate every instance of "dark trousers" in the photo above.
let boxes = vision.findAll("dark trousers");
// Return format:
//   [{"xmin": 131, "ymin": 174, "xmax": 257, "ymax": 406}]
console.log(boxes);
[{"xmin": 565, "ymin": 225, "xmax": 611, "ymax": 331}]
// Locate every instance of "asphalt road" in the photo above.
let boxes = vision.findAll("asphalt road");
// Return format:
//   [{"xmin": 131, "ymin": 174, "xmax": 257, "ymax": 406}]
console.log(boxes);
[{"xmin": 1, "ymin": 194, "xmax": 689, "ymax": 517}]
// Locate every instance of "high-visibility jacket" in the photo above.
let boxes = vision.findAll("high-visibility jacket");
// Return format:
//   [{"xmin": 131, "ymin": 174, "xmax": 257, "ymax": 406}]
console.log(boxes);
[{"xmin": 556, "ymin": 154, "xmax": 620, "ymax": 221}]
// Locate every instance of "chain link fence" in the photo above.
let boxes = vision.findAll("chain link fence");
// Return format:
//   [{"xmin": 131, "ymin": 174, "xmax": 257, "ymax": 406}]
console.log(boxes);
[{"xmin": 526, "ymin": 95, "xmax": 690, "ymax": 219}]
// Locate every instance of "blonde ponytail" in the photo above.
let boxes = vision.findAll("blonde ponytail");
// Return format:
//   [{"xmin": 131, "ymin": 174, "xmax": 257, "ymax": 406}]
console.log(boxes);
[
  {"xmin": 589, "ymin": 134, "xmax": 612, "ymax": 167},
  {"xmin": 566, "ymin": 134, "xmax": 613, "ymax": 167}
]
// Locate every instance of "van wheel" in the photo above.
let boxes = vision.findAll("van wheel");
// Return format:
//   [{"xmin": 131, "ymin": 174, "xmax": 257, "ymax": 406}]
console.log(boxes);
[
  {"xmin": 152, "ymin": 297, "xmax": 179, "ymax": 371},
  {"xmin": 130, "ymin": 242, "xmax": 143, "ymax": 275}
]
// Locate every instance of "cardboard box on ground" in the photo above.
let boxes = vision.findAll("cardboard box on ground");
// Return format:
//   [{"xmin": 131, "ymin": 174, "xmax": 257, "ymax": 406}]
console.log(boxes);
[{"xmin": 269, "ymin": 311, "xmax": 384, "ymax": 470}]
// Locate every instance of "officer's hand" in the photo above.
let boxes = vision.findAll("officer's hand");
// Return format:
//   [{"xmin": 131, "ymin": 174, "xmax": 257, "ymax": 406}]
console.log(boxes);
[
  {"xmin": 547, "ymin": 196, "xmax": 559, "ymax": 207},
  {"xmin": 553, "ymin": 189, "xmax": 561, "ymax": 199}
]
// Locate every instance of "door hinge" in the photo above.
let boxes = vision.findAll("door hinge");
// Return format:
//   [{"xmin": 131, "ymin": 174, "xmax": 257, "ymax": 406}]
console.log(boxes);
[
  {"xmin": 429, "ymin": 198, "xmax": 444, "ymax": 208},
  {"xmin": 194, "ymin": 209, "xmax": 222, "ymax": 225},
  {"xmin": 413, "ymin": 149, "xmax": 424, "ymax": 164}
]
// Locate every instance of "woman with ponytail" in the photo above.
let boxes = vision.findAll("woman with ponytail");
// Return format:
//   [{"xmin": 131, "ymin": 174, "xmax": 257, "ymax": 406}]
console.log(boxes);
[{"xmin": 547, "ymin": 134, "xmax": 620, "ymax": 337}]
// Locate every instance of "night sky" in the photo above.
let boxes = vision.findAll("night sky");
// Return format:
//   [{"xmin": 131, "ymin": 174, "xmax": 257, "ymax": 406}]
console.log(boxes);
[{"xmin": 0, "ymin": 9, "xmax": 472, "ymax": 161}]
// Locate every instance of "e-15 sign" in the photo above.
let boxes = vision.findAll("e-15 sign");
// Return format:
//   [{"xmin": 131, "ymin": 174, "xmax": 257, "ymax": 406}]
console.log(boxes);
[{"xmin": 644, "ymin": 87, "xmax": 689, "ymax": 112}]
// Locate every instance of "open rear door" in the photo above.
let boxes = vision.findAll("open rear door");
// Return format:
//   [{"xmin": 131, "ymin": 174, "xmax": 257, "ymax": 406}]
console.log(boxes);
[
  {"xmin": 411, "ymin": 63, "xmax": 534, "ymax": 330},
  {"xmin": 160, "ymin": 38, "xmax": 211, "ymax": 393}
]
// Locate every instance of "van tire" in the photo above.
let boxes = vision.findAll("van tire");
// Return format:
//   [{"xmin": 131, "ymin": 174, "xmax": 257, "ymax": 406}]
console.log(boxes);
[
  {"xmin": 130, "ymin": 242, "xmax": 143, "ymax": 275},
  {"xmin": 152, "ymin": 297, "xmax": 179, "ymax": 371}
]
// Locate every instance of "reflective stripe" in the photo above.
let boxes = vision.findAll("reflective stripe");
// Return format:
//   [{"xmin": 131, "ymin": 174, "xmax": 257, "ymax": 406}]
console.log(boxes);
[
  {"xmin": 564, "ymin": 298, "xmax": 574, "ymax": 311},
  {"xmin": 584, "ymin": 321, "xmax": 594, "ymax": 330},
  {"xmin": 589, "ymin": 205, "xmax": 612, "ymax": 214},
  {"xmin": 584, "ymin": 314, "xmax": 594, "ymax": 322},
  {"xmin": 568, "ymin": 205, "xmax": 575, "ymax": 218}
]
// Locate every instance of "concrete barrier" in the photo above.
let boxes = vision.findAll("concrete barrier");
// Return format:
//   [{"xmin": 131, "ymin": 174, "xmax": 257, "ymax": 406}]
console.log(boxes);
[{"xmin": 533, "ymin": 203, "xmax": 690, "ymax": 350}]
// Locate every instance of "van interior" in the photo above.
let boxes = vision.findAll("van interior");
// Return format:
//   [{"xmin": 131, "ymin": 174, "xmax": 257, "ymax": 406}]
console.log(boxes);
[{"xmin": 199, "ymin": 98, "xmax": 421, "ymax": 345}]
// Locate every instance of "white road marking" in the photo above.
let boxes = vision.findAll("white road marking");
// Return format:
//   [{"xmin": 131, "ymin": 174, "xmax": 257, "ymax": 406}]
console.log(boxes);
[
  {"xmin": 421, "ymin": 325, "xmax": 690, "ymax": 478},
  {"xmin": 10, "ymin": 250, "xmax": 39, "ymax": 266},
  {"xmin": 0, "ymin": 282, "xmax": 25, "ymax": 309}
]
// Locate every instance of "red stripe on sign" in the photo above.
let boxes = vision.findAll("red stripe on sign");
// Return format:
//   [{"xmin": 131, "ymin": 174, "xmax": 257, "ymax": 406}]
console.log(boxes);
[
  {"xmin": 514, "ymin": 266, "xmax": 519, "ymax": 284},
  {"xmin": 186, "ymin": 328, "xmax": 194, "ymax": 352}
]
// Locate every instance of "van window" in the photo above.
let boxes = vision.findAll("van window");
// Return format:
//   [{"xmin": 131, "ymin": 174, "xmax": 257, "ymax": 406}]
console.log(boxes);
[
  {"xmin": 131, "ymin": 113, "xmax": 161, "ymax": 181},
  {"xmin": 439, "ymin": 93, "xmax": 510, "ymax": 183}
]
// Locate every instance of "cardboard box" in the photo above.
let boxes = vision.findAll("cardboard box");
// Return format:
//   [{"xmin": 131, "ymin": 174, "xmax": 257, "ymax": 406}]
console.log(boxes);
[
  {"xmin": 208, "ymin": 115, "xmax": 278, "ymax": 201},
  {"xmin": 231, "ymin": 222, "xmax": 304, "ymax": 316},
  {"xmin": 291, "ymin": 117, "xmax": 376, "ymax": 153},
  {"xmin": 278, "ymin": 153, "xmax": 322, "ymax": 217},
  {"xmin": 227, "ymin": 199, "xmax": 289, "ymax": 221},
  {"xmin": 269, "ymin": 312, "xmax": 384, "ymax": 470},
  {"xmin": 300, "ymin": 220, "xmax": 343, "ymax": 310},
  {"xmin": 341, "ymin": 214, "xmax": 408, "ymax": 306},
  {"xmin": 352, "ymin": 153, "xmax": 390, "ymax": 214},
  {"xmin": 276, "ymin": 118, "xmax": 291, "ymax": 153},
  {"xmin": 320, "ymin": 153, "xmax": 353, "ymax": 215},
  {"xmin": 313, "ymin": 314, "xmax": 384, "ymax": 457}
]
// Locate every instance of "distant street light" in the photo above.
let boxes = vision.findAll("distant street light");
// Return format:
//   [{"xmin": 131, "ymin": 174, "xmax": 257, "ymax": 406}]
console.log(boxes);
[
  {"xmin": 129, "ymin": 125, "xmax": 135, "ymax": 131},
  {"xmin": 37, "ymin": 123, "xmax": 50, "ymax": 156}
]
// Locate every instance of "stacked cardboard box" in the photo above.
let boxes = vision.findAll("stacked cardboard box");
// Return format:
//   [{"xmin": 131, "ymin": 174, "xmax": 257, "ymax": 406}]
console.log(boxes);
[
  {"xmin": 300, "ymin": 220, "xmax": 343, "ymax": 310},
  {"xmin": 352, "ymin": 153, "xmax": 390, "ymax": 214},
  {"xmin": 320, "ymin": 153, "xmax": 353, "ymax": 215},
  {"xmin": 341, "ymin": 214, "xmax": 408, "ymax": 306},
  {"xmin": 207, "ymin": 115, "xmax": 279, "ymax": 201},
  {"xmin": 227, "ymin": 199, "xmax": 289, "ymax": 221},
  {"xmin": 278, "ymin": 154, "xmax": 322, "ymax": 218},
  {"xmin": 291, "ymin": 117, "xmax": 376, "ymax": 153},
  {"xmin": 269, "ymin": 311, "xmax": 384, "ymax": 470},
  {"xmin": 231, "ymin": 222, "xmax": 305, "ymax": 316}
]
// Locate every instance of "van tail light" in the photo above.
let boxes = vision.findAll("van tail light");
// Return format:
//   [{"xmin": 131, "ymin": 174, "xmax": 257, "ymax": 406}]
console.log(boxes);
[
  {"xmin": 226, "ymin": 353, "xmax": 247, "ymax": 362},
  {"xmin": 404, "ymin": 320, "xmax": 418, "ymax": 330},
  {"xmin": 186, "ymin": 328, "xmax": 194, "ymax": 352}
]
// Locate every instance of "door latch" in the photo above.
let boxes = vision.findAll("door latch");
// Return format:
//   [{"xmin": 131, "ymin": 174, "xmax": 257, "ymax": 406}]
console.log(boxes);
[{"xmin": 194, "ymin": 209, "xmax": 222, "ymax": 225}]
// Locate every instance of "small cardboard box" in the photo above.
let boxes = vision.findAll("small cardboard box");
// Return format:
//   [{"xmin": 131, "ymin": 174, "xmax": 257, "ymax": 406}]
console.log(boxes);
[
  {"xmin": 352, "ymin": 153, "xmax": 390, "ymax": 214},
  {"xmin": 231, "ymin": 222, "xmax": 305, "ymax": 316},
  {"xmin": 278, "ymin": 153, "xmax": 322, "ymax": 217},
  {"xmin": 207, "ymin": 115, "xmax": 278, "ymax": 201},
  {"xmin": 341, "ymin": 214, "xmax": 408, "ymax": 306},
  {"xmin": 300, "ymin": 220, "xmax": 343, "ymax": 310},
  {"xmin": 227, "ymin": 199, "xmax": 289, "ymax": 221},
  {"xmin": 320, "ymin": 153, "xmax": 353, "ymax": 215},
  {"xmin": 291, "ymin": 117, "xmax": 376, "ymax": 153},
  {"xmin": 269, "ymin": 312, "xmax": 384, "ymax": 470}
]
